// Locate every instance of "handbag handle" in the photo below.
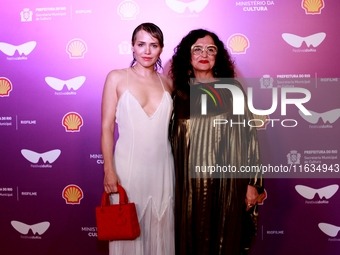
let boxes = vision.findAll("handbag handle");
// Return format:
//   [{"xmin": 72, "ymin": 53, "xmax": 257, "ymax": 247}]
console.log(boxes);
[{"xmin": 101, "ymin": 184, "xmax": 129, "ymax": 206}]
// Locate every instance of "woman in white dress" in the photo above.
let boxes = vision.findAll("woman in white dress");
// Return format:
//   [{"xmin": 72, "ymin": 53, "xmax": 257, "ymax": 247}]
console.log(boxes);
[{"xmin": 101, "ymin": 23, "xmax": 175, "ymax": 255}]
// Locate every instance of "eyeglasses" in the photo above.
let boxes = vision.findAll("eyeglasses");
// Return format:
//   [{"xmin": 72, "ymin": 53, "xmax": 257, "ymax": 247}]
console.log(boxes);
[{"xmin": 191, "ymin": 44, "xmax": 218, "ymax": 56}]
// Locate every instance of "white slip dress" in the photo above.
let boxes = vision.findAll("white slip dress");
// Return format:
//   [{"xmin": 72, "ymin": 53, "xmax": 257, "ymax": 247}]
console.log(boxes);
[{"xmin": 109, "ymin": 68, "xmax": 175, "ymax": 255}]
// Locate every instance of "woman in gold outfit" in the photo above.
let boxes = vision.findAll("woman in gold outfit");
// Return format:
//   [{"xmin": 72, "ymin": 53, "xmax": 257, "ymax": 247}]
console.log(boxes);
[{"xmin": 169, "ymin": 29, "xmax": 263, "ymax": 255}]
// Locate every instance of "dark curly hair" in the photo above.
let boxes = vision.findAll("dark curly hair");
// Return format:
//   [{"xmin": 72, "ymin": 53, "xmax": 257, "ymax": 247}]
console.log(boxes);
[
  {"xmin": 130, "ymin": 22, "xmax": 164, "ymax": 71},
  {"xmin": 169, "ymin": 29, "xmax": 235, "ymax": 92}
]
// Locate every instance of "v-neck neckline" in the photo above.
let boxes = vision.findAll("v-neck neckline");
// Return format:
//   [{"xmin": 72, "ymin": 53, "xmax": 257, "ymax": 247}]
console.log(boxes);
[{"xmin": 127, "ymin": 90, "xmax": 166, "ymax": 119}]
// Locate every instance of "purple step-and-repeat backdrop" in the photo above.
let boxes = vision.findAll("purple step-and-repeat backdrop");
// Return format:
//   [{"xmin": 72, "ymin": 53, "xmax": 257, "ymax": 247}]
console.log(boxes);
[{"xmin": 1, "ymin": 1, "xmax": 340, "ymax": 254}]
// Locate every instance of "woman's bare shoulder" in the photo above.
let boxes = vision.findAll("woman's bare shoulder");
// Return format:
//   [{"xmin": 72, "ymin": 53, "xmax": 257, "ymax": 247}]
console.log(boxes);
[
  {"xmin": 104, "ymin": 68, "xmax": 129, "ymax": 89},
  {"xmin": 159, "ymin": 73, "xmax": 174, "ymax": 92},
  {"xmin": 106, "ymin": 68, "xmax": 128, "ymax": 81}
]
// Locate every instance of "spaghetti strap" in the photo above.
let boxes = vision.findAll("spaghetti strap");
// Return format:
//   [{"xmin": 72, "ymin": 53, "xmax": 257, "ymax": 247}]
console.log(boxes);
[
  {"xmin": 127, "ymin": 68, "xmax": 129, "ymax": 89},
  {"xmin": 156, "ymin": 72, "xmax": 166, "ymax": 92}
]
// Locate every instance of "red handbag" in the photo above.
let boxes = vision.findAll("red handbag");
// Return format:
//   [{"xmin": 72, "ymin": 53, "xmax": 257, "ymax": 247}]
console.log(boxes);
[{"xmin": 95, "ymin": 184, "xmax": 140, "ymax": 241}]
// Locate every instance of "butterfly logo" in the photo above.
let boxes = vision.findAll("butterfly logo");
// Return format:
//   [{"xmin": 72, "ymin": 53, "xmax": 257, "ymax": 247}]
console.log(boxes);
[
  {"xmin": 282, "ymin": 33, "xmax": 326, "ymax": 48},
  {"xmin": 318, "ymin": 223, "xmax": 340, "ymax": 237},
  {"xmin": 299, "ymin": 109, "xmax": 340, "ymax": 124},
  {"xmin": 11, "ymin": 221, "xmax": 50, "ymax": 235},
  {"xmin": 295, "ymin": 184, "xmax": 339, "ymax": 200},
  {"xmin": 45, "ymin": 76, "xmax": 86, "ymax": 91},
  {"xmin": 21, "ymin": 149, "xmax": 61, "ymax": 164},
  {"xmin": 166, "ymin": 0, "xmax": 209, "ymax": 13},
  {"xmin": 0, "ymin": 41, "xmax": 37, "ymax": 56}
]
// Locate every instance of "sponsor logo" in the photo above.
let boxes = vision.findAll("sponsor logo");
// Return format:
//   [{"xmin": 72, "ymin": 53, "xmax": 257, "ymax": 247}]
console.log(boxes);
[
  {"xmin": 75, "ymin": 9, "xmax": 92, "ymax": 15},
  {"xmin": 0, "ymin": 41, "xmax": 37, "ymax": 56},
  {"xmin": 45, "ymin": 76, "xmax": 86, "ymax": 92},
  {"xmin": 287, "ymin": 150, "xmax": 301, "ymax": 164},
  {"xmin": 35, "ymin": 6, "xmax": 67, "ymax": 21},
  {"xmin": 90, "ymin": 154, "xmax": 104, "ymax": 164},
  {"xmin": 299, "ymin": 109, "xmax": 340, "ymax": 124},
  {"xmin": 282, "ymin": 32, "xmax": 326, "ymax": 49},
  {"xmin": 20, "ymin": 8, "xmax": 33, "ymax": 22},
  {"xmin": 66, "ymin": 39, "xmax": 87, "ymax": 59},
  {"xmin": 62, "ymin": 184, "xmax": 84, "ymax": 204},
  {"xmin": 21, "ymin": 149, "xmax": 61, "ymax": 164},
  {"xmin": 295, "ymin": 184, "xmax": 339, "ymax": 200},
  {"xmin": 81, "ymin": 227, "xmax": 98, "ymax": 237},
  {"xmin": 260, "ymin": 75, "xmax": 274, "ymax": 89},
  {"xmin": 117, "ymin": 0, "xmax": 139, "ymax": 20},
  {"xmin": 0, "ymin": 77, "xmax": 13, "ymax": 97},
  {"xmin": 62, "ymin": 112, "xmax": 83, "ymax": 132},
  {"xmin": 0, "ymin": 187, "xmax": 14, "ymax": 197},
  {"xmin": 318, "ymin": 223, "xmax": 340, "ymax": 237},
  {"xmin": 166, "ymin": 0, "xmax": 209, "ymax": 13},
  {"xmin": 302, "ymin": 0, "xmax": 324, "ymax": 14},
  {"xmin": 320, "ymin": 78, "xmax": 338, "ymax": 83},
  {"xmin": 236, "ymin": 1, "xmax": 275, "ymax": 12},
  {"xmin": 227, "ymin": 34, "xmax": 249, "ymax": 54},
  {"xmin": 119, "ymin": 41, "xmax": 132, "ymax": 54},
  {"xmin": 11, "ymin": 221, "xmax": 50, "ymax": 237}
]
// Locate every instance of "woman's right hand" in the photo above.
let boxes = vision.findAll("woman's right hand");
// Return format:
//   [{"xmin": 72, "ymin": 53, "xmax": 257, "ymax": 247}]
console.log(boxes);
[{"xmin": 103, "ymin": 170, "xmax": 120, "ymax": 194}]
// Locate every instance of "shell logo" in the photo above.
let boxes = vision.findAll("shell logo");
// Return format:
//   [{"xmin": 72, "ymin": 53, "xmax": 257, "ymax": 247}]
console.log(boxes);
[
  {"xmin": 117, "ymin": 0, "xmax": 139, "ymax": 20},
  {"xmin": 62, "ymin": 184, "xmax": 84, "ymax": 204},
  {"xmin": 0, "ymin": 77, "xmax": 13, "ymax": 97},
  {"xmin": 302, "ymin": 0, "xmax": 324, "ymax": 14},
  {"xmin": 62, "ymin": 112, "xmax": 83, "ymax": 132},
  {"xmin": 227, "ymin": 34, "xmax": 250, "ymax": 54},
  {"xmin": 66, "ymin": 38, "xmax": 87, "ymax": 59}
]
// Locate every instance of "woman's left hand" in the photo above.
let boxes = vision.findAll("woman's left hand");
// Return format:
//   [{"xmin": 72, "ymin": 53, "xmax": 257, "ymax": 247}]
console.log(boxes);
[{"xmin": 245, "ymin": 185, "xmax": 259, "ymax": 211}]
